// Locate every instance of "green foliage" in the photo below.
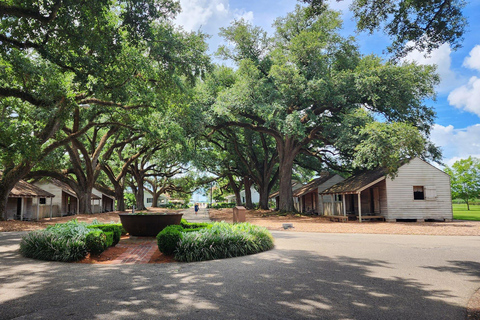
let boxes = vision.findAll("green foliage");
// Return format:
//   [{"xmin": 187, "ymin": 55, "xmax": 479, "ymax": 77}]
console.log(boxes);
[
  {"xmin": 208, "ymin": 202, "xmax": 236, "ymax": 209},
  {"xmin": 445, "ymin": 157, "xmax": 480, "ymax": 210},
  {"xmin": 174, "ymin": 222, "xmax": 274, "ymax": 262},
  {"xmin": 156, "ymin": 225, "xmax": 184, "ymax": 255},
  {"xmin": 86, "ymin": 230, "xmax": 107, "ymax": 255},
  {"xmin": 352, "ymin": 122, "xmax": 439, "ymax": 177},
  {"xmin": 124, "ymin": 193, "xmax": 136, "ymax": 209},
  {"xmin": 349, "ymin": 0, "xmax": 466, "ymax": 57},
  {"xmin": 19, "ymin": 221, "xmax": 91, "ymax": 262},
  {"xmin": 180, "ymin": 219, "xmax": 213, "ymax": 229},
  {"xmin": 199, "ymin": 6, "xmax": 440, "ymax": 212},
  {"xmin": 159, "ymin": 202, "xmax": 190, "ymax": 209},
  {"xmin": 87, "ymin": 223, "xmax": 122, "ymax": 246},
  {"xmin": 104, "ymin": 232, "xmax": 114, "ymax": 248}
]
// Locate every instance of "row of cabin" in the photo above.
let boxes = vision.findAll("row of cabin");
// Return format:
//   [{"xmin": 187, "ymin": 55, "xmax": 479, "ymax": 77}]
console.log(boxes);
[
  {"xmin": 269, "ymin": 157, "xmax": 453, "ymax": 222},
  {"xmin": 5, "ymin": 178, "xmax": 115, "ymax": 221}
]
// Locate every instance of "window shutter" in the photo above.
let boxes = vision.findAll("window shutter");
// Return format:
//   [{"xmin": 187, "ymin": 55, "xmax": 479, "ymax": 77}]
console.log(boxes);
[{"xmin": 425, "ymin": 186, "xmax": 437, "ymax": 200}]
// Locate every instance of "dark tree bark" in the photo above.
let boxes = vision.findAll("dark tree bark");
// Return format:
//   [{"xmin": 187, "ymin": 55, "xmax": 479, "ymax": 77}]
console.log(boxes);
[
  {"xmin": 227, "ymin": 174, "xmax": 242, "ymax": 206},
  {"xmin": 243, "ymin": 176, "xmax": 253, "ymax": 209}
]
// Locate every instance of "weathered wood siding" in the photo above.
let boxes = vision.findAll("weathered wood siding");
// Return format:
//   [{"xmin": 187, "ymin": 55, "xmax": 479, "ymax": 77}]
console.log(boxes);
[
  {"xmin": 385, "ymin": 158, "xmax": 452, "ymax": 220},
  {"xmin": 318, "ymin": 174, "xmax": 345, "ymax": 214},
  {"xmin": 33, "ymin": 181, "xmax": 67, "ymax": 217}
]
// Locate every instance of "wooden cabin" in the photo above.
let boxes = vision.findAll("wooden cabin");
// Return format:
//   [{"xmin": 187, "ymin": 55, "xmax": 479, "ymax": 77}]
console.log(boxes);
[
  {"xmin": 321, "ymin": 157, "xmax": 452, "ymax": 222},
  {"xmin": 292, "ymin": 174, "xmax": 345, "ymax": 214},
  {"xmin": 6, "ymin": 180, "xmax": 55, "ymax": 221},
  {"xmin": 91, "ymin": 188, "xmax": 115, "ymax": 213},
  {"xmin": 33, "ymin": 179, "xmax": 79, "ymax": 216}
]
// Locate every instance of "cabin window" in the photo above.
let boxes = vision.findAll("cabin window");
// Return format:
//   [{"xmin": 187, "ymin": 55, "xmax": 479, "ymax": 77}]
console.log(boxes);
[
  {"xmin": 413, "ymin": 186, "xmax": 425, "ymax": 200},
  {"xmin": 334, "ymin": 195, "xmax": 342, "ymax": 202},
  {"xmin": 39, "ymin": 198, "xmax": 46, "ymax": 205},
  {"xmin": 146, "ymin": 198, "xmax": 153, "ymax": 203}
]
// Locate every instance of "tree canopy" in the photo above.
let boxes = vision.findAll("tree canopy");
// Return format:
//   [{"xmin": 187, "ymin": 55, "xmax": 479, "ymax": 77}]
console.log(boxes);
[
  {"xmin": 445, "ymin": 157, "xmax": 480, "ymax": 210},
  {"xmin": 197, "ymin": 6, "xmax": 440, "ymax": 211}
]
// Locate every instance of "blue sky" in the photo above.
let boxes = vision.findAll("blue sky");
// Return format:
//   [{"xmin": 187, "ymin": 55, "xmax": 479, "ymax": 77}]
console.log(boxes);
[{"xmin": 175, "ymin": 0, "xmax": 480, "ymax": 167}]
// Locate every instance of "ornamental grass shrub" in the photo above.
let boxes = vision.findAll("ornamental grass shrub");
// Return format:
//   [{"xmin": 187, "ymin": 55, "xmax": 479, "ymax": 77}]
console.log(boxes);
[
  {"xmin": 20, "ymin": 220, "xmax": 92, "ymax": 262},
  {"xmin": 174, "ymin": 222, "xmax": 274, "ymax": 262},
  {"xmin": 20, "ymin": 221, "xmax": 122, "ymax": 262}
]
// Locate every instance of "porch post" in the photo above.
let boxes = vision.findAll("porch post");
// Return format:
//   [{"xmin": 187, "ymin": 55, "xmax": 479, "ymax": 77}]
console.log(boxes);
[
  {"xmin": 333, "ymin": 194, "xmax": 336, "ymax": 215},
  {"xmin": 320, "ymin": 194, "xmax": 324, "ymax": 216},
  {"xmin": 342, "ymin": 194, "xmax": 346, "ymax": 216},
  {"xmin": 20, "ymin": 198, "xmax": 24, "ymax": 221},
  {"xmin": 36, "ymin": 198, "xmax": 40, "ymax": 221},
  {"xmin": 50, "ymin": 197, "xmax": 53, "ymax": 220},
  {"xmin": 358, "ymin": 192, "xmax": 362, "ymax": 223},
  {"xmin": 76, "ymin": 197, "xmax": 79, "ymax": 215}
]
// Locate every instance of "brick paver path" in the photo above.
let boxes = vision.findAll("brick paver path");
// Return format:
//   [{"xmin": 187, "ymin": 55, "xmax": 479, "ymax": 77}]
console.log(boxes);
[{"xmin": 111, "ymin": 238, "xmax": 158, "ymax": 264}]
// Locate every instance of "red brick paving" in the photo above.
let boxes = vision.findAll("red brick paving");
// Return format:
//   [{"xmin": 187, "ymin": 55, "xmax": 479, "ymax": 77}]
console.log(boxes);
[{"xmin": 112, "ymin": 238, "xmax": 158, "ymax": 264}]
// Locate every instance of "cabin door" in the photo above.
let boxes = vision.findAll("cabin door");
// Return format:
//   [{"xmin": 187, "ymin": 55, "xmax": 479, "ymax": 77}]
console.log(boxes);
[
  {"xmin": 373, "ymin": 187, "xmax": 380, "ymax": 214},
  {"xmin": 16, "ymin": 198, "xmax": 22, "ymax": 219}
]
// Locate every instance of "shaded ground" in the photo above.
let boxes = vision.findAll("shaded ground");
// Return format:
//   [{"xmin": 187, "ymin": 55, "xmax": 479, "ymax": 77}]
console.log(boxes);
[{"xmin": 1, "ymin": 231, "xmax": 480, "ymax": 319}]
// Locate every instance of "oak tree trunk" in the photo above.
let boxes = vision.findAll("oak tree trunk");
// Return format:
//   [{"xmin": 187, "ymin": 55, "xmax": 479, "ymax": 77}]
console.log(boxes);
[
  {"xmin": 114, "ymin": 186, "xmax": 125, "ymax": 211},
  {"xmin": 152, "ymin": 192, "xmax": 160, "ymax": 207},
  {"xmin": 277, "ymin": 137, "xmax": 297, "ymax": 212},
  {"xmin": 244, "ymin": 177, "xmax": 253, "ymax": 209}
]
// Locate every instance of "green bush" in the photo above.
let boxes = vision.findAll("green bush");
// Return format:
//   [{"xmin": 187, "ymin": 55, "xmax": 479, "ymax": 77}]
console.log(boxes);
[
  {"xmin": 104, "ymin": 231, "xmax": 114, "ymax": 247},
  {"xmin": 180, "ymin": 219, "xmax": 212, "ymax": 230},
  {"xmin": 87, "ymin": 224, "xmax": 122, "ymax": 246},
  {"xmin": 86, "ymin": 230, "xmax": 107, "ymax": 255},
  {"xmin": 156, "ymin": 225, "xmax": 184, "ymax": 255},
  {"xmin": 20, "ymin": 220, "xmax": 91, "ymax": 262},
  {"xmin": 207, "ymin": 202, "xmax": 236, "ymax": 209},
  {"xmin": 174, "ymin": 222, "xmax": 274, "ymax": 262}
]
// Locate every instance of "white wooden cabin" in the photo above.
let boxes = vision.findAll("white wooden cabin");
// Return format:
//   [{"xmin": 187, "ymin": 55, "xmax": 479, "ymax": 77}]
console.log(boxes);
[
  {"xmin": 321, "ymin": 157, "xmax": 452, "ymax": 222},
  {"xmin": 240, "ymin": 187, "xmax": 260, "ymax": 204},
  {"xmin": 144, "ymin": 190, "xmax": 169, "ymax": 208},
  {"xmin": 5, "ymin": 180, "xmax": 55, "ymax": 221},
  {"xmin": 292, "ymin": 174, "xmax": 345, "ymax": 214},
  {"xmin": 91, "ymin": 188, "xmax": 115, "ymax": 213},
  {"xmin": 33, "ymin": 179, "xmax": 79, "ymax": 217}
]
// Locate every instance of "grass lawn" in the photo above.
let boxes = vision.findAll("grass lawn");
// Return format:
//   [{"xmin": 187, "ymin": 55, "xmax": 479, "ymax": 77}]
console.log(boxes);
[{"xmin": 453, "ymin": 203, "xmax": 480, "ymax": 221}]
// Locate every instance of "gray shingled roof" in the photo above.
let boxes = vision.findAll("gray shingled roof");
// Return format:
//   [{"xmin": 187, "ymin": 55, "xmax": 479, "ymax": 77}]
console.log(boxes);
[
  {"xmin": 322, "ymin": 167, "xmax": 387, "ymax": 194},
  {"xmin": 292, "ymin": 173, "xmax": 334, "ymax": 197},
  {"xmin": 9, "ymin": 180, "xmax": 55, "ymax": 198}
]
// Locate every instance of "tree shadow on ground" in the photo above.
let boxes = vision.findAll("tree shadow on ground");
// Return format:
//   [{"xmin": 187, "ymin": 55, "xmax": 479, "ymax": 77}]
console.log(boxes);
[{"xmin": 0, "ymin": 232, "xmax": 475, "ymax": 320}]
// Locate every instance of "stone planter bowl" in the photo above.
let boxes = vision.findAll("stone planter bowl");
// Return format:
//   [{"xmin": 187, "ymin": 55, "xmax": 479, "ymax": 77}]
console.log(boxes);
[{"xmin": 119, "ymin": 213, "xmax": 183, "ymax": 237}]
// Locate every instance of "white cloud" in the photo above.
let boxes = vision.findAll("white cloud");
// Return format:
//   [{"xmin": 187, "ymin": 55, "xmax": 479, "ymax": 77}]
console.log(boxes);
[
  {"xmin": 402, "ymin": 43, "xmax": 461, "ymax": 93},
  {"xmin": 463, "ymin": 45, "xmax": 480, "ymax": 71},
  {"xmin": 448, "ymin": 76, "xmax": 480, "ymax": 116},
  {"xmin": 175, "ymin": 0, "xmax": 253, "ymax": 33},
  {"xmin": 431, "ymin": 123, "xmax": 480, "ymax": 166}
]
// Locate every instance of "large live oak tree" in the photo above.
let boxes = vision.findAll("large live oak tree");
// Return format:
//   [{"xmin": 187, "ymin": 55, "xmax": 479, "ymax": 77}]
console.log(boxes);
[
  {"xmin": 0, "ymin": 0, "xmax": 209, "ymax": 219},
  {"xmin": 200, "ymin": 7, "xmax": 440, "ymax": 212}
]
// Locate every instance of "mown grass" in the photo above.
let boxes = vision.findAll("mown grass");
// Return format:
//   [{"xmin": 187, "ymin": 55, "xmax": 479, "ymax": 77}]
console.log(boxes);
[{"xmin": 453, "ymin": 204, "xmax": 480, "ymax": 221}]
